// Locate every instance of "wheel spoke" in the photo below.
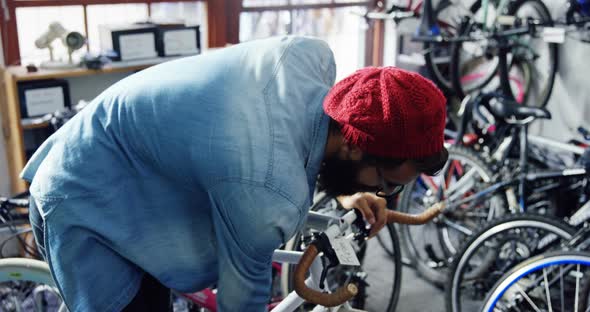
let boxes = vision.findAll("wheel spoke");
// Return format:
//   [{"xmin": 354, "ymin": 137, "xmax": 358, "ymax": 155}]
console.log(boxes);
[
  {"xmin": 464, "ymin": 211, "xmax": 494, "ymax": 218},
  {"xmin": 441, "ymin": 218, "xmax": 473, "ymax": 236},
  {"xmin": 561, "ymin": 265, "xmax": 565, "ymax": 312},
  {"xmin": 515, "ymin": 283, "xmax": 542, "ymax": 312},
  {"xmin": 446, "ymin": 169, "xmax": 478, "ymax": 200},
  {"xmin": 543, "ymin": 268, "xmax": 553, "ymax": 312},
  {"xmin": 574, "ymin": 264, "xmax": 581, "ymax": 312},
  {"xmin": 420, "ymin": 175, "xmax": 439, "ymax": 195}
]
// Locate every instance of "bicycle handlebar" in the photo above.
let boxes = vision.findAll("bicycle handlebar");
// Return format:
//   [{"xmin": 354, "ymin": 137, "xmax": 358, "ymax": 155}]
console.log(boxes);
[
  {"xmin": 293, "ymin": 201, "xmax": 446, "ymax": 307},
  {"xmin": 386, "ymin": 201, "xmax": 446, "ymax": 224},
  {"xmin": 293, "ymin": 244, "xmax": 359, "ymax": 307},
  {"xmin": 0, "ymin": 197, "xmax": 29, "ymax": 208}
]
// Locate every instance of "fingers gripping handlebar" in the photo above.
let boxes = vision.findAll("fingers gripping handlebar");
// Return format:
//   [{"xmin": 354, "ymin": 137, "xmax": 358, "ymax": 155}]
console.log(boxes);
[{"xmin": 293, "ymin": 201, "xmax": 446, "ymax": 307}]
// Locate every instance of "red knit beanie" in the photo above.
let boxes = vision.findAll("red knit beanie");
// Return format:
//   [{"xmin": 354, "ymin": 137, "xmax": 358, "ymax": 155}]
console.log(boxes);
[{"xmin": 323, "ymin": 67, "xmax": 446, "ymax": 158}]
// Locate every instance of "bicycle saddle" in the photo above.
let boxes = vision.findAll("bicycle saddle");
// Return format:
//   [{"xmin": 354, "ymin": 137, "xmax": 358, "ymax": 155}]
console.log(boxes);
[{"xmin": 487, "ymin": 96, "xmax": 551, "ymax": 121}]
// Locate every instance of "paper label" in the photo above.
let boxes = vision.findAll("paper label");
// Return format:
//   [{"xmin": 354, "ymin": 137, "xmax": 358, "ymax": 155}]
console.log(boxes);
[
  {"xmin": 164, "ymin": 29, "xmax": 199, "ymax": 56},
  {"xmin": 119, "ymin": 33, "xmax": 158, "ymax": 60},
  {"xmin": 24, "ymin": 87, "xmax": 65, "ymax": 117},
  {"xmin": 328, "ymin": 237, "xmax": 360, "ymax": 266},
  {"xmin": 542, "ymin": 27, "xmax": 566, "ymax": 44}
]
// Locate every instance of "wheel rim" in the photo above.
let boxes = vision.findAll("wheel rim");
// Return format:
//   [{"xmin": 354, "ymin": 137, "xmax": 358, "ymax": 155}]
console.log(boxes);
[
  {"xmin": 482, "ymin": 253, "xmax": 590, "ymax": 312},
  {"xmin": 426, "ymin": 0, "xmax": 491, "ymax": 91},
  {"xmin": 402, "ymin": 150, "xmax": 504, "ymax": 282},
  {"xmin": 450, "ymin": 218, "xmax": 574, "ymax": 312},
  {"xmin": 504, "ymin": 0, "xmax": 556, "ymax": 107},
  {"xmin": 0, "ymin": 259, "xmax": 63, "ymax": 312}
]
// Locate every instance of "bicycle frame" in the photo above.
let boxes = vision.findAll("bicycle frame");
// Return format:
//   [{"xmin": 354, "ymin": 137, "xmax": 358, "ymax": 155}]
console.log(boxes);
[
  {"xmin": 442, "ymin": 132, "xmax": 588, "ymax": 222},
  {"xmin": 178, "ymin": 210, "xmax": 365, "ymax": 312}
]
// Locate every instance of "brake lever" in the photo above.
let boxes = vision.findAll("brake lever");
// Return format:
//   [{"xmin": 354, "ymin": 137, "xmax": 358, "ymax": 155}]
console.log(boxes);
[
  {"xmin": 309, "ymin": 232, "xmax": 340, "ymax": 289},
  {"xmin": 313, "ymin": 210, "xmax": 367, "ymax": 289},
  {"xmin": 319, "ymin": 257, "xmax": 337, "ymax": 290},
  {"xmin": 352, "ymin": 209, "xmax": 370, "ymax": 243}
]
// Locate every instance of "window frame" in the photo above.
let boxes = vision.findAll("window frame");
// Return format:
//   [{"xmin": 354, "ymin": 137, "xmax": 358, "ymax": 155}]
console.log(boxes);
[
  {"xmin": 229, "ymin": 0, "xmax": 384, "ymax": 66},
  {"xmin": 1, "ymin": 0, "xmax": 385, "ymax": 66},
  {"xmin": 0, "ymin": 0, "xmax": 207, "ymax": 65}
]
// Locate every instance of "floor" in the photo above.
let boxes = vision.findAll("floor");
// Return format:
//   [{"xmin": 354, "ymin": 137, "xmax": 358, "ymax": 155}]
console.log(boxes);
[
  {"xmin": 361, "ymin": 226, "xmax": 446, "ymax": 312},
  {"xmin": 397, "ymin": 264, "xmax": 445, "ymax": 312}
]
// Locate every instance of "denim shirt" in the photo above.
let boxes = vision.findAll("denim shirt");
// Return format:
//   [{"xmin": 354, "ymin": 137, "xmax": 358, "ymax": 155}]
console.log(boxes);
[{"xmin": 21, "ymin": 36, "xmax": 336, "ymax": 311}]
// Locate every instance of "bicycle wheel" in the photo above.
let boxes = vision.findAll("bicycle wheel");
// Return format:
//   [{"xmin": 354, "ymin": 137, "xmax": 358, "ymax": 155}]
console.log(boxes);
[
  {"xmin": 497, "ymin": 0, "xmax": 558, "ymax": 108},
  {"xmin": 398, "ymin": 145, "xmax": 506, "ymax": 287},
  {"xmin": 423, "ymin": 0, "xmax": 480, "ymax": 91},
  {"xmin": 0, "ymin": 258, "xmax": 66, "ymax": 312},
  {"xmin": 481, "ymin": 251, "xmax": 590, "ymax": 312},
  {"xmin": 450, "ymin": 0, "xmax": 509, "ymax": 98},
  {"xmin": 423, "ymin": 0, "xmax": 483, "ymax": 93},
  {"xmin": 446, "ymin": 214, "xmax": 576, "ymax": 312},
  {"xmin": 281, "ymin": 193, "xmax": 402, "ymax": 311}
]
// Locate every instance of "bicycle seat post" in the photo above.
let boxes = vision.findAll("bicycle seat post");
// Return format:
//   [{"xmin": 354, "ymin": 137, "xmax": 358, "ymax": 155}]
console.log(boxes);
[
  {"xmin": 417, "ymin": 0, "xmax": 438, "ymax": 37},
  {"xmin": 518, "ymin": 122, "xmax": 529, "ymax": 212}
]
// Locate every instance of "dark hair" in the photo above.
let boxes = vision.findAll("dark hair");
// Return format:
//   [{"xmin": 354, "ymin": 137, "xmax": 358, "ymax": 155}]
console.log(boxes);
[
  {"xmin": 330, "ymin": 118, "xmax": 448, "ymax": 176},
  {"xmin": 328, "ymin": 118, "xmax": 342, "ymax": 136}
]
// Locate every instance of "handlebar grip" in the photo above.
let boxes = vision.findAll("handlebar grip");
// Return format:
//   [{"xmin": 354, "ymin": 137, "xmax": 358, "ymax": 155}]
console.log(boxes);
[
  {"xmin": 293, "ymin": 244, "xmax": 358, "ymax": 307},
  {"xmin": 386, "ymin": 202, "xmax": 446, "ymax": 225}
]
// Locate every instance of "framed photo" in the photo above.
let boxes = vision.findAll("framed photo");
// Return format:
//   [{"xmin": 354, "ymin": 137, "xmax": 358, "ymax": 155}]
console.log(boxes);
[{"xmin": 18, "ymin": 79, "xmax": 71, "ymax": 118}]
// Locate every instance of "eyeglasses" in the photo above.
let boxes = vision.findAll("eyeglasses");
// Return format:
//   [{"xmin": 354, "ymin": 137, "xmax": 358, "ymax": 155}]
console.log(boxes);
[{"xmin": 376, "ymin": 167, "xmax": 405, "ymax": 198}]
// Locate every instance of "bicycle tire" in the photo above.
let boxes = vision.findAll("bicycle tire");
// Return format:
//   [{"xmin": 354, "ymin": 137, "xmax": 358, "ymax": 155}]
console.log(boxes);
[
  {"xmin": 281, "ymin": 193, "xmax": 402, "ymax": 312},
  {"xmin": 446, "ymin": 214, "xmax": 576, "ymax": 312},
  {"xmin": 449, "ymin": 0, "xmax": 513, "ymax": 99},
  {"xmin": 423, "ymin": 0, "xmax": 484, "ymax": 94},
  {"xmin": 480, "ymin": 250, "xmax": 590, "ymax": 312},
  {"xmin": 0, "ymin": 257, "xmax": 66, "ymax": 312},
  {"xmin": 497, "ymin": 0, "xmax": 558, "ymax": 108},
  {"xmin": 398, "ymin": 145, "xmax": 506, "ymax": 287}
]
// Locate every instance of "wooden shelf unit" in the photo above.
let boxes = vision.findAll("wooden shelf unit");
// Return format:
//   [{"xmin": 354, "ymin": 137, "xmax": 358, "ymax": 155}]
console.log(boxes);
[{"xmin": 0, "ymin": 59, "xmax": 168, "ymax": 193}]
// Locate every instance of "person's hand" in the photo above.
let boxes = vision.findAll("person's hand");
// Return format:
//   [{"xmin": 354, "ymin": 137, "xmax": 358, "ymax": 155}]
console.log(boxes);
[{"xmin": 336, "ymin": 192, "xmax": 387, "ymax": 238}]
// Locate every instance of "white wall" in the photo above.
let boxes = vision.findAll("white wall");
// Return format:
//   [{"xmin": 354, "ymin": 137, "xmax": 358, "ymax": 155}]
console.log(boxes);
[
  {"xmin": 531, "ymin": 39, "xmax": 590, "ymax": 141},
  {"xmin": 529, "ymin": 2, "xmax": 590, "ymax": 141}
]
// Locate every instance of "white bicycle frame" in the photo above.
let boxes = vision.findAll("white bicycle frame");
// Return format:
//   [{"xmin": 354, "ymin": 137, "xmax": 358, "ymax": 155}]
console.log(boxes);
[{"xmin": 270, "ymin": 210, "xmax": 367, "ymax": 312}]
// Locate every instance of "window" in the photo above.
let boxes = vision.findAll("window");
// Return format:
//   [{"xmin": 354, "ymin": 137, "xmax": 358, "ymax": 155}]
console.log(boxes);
[
  {"xmin": 16, "ymin": 6, "xmax": 86, "ymax": 65},
  {"xmin": 1, "ymin": 0, "xmax": 207, "ymax": 66},
  {"xmin": 238, "ymin": 0, "xmax": 375, "ymax": 80},
  {"xmin": 149, "ymin": 2, "xmax": 207, "ymax": 51},
  {"xmin": 86, "ymin": 4, "xmax": 149, "ymax": 54}
]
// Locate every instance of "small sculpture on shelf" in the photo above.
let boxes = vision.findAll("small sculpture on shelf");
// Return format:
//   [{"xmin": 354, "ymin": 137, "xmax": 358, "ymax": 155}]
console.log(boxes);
[{"xmin": 34, "ymin": 22, "xmax": 86, "ymax": 69}]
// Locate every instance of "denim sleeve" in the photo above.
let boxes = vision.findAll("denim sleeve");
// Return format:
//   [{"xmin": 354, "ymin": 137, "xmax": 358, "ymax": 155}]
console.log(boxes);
[{"xmin": 209, "ymin": 181, "xmax": 302, "ymax": 312}]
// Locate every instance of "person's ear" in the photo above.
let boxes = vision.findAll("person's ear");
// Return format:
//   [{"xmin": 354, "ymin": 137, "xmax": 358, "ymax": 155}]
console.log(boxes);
[{"xmin": 339, "ymin": 143, "xmax": 364, "ymax": 161}]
